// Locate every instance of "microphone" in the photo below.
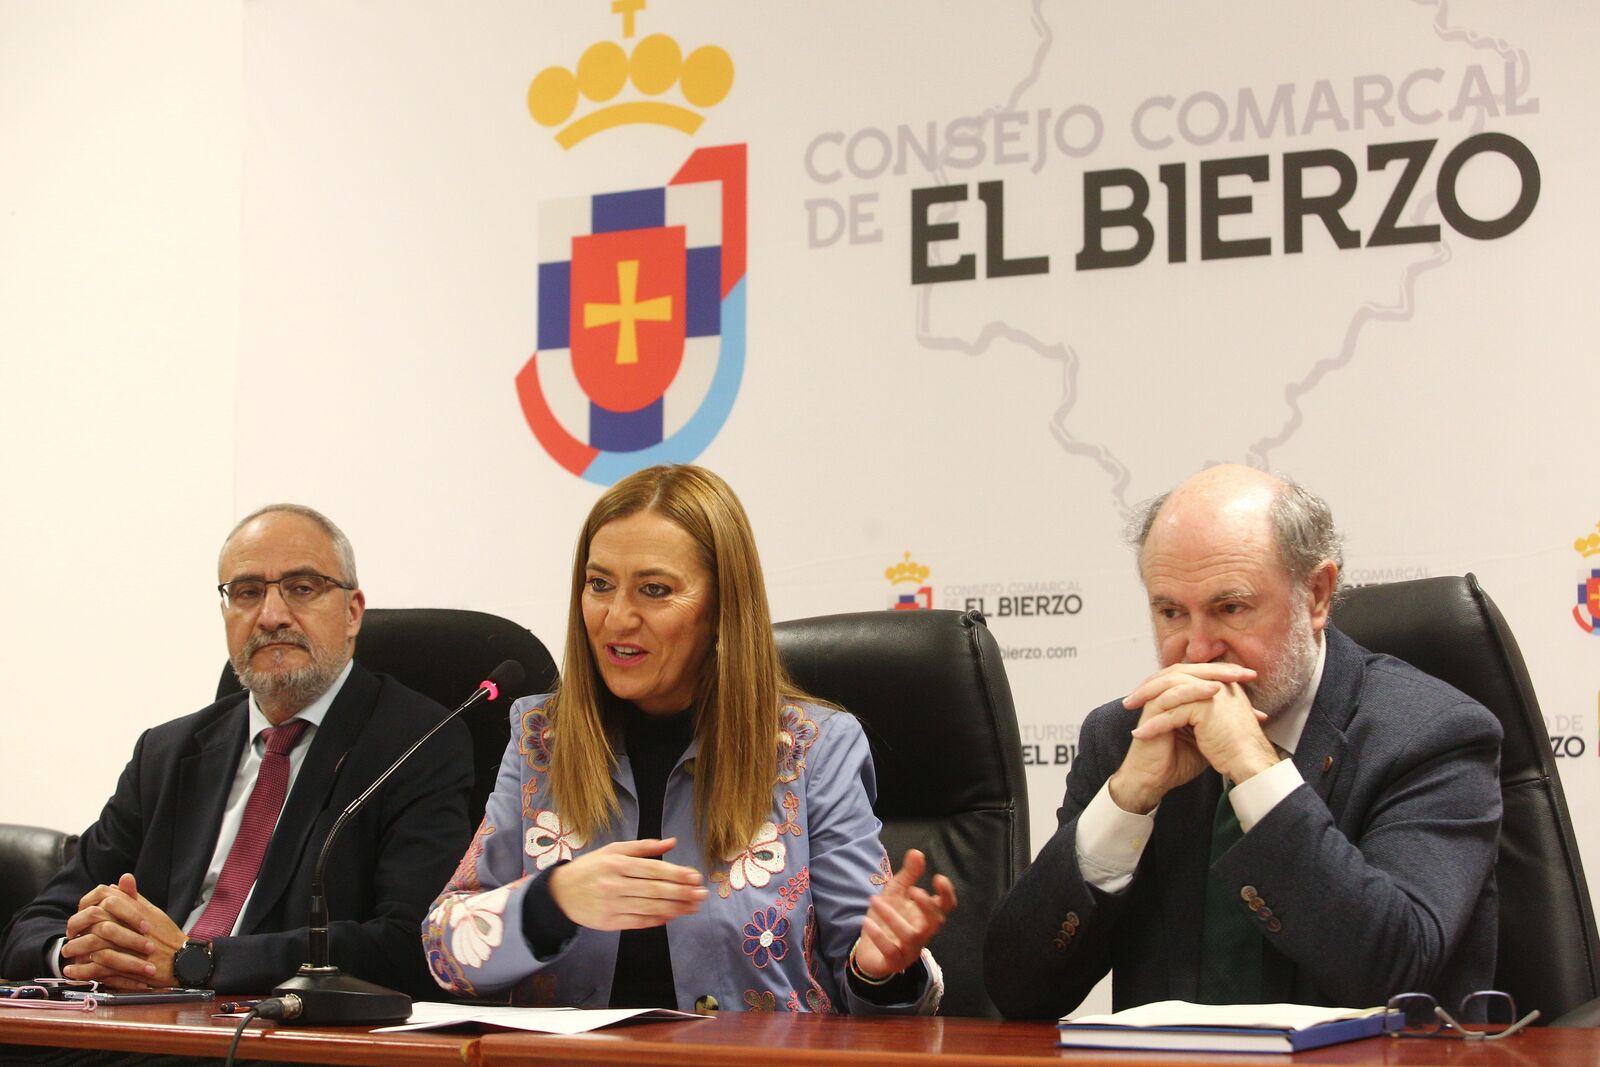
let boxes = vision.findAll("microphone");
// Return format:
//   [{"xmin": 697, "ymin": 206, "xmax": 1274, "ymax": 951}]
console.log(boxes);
[{"xmin": 268, "ymin": 659, "xmax": 526, "ymax": 1026}]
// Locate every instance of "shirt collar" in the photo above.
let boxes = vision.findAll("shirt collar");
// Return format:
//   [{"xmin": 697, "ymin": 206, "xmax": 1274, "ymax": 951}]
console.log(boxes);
[
  {"xmin": 247, "ymin": 658, "xmax": 354, "ymax": 746},
  {"xmin": 1264, "ymin": 633, "xmax": 1327, "ymax": 756}
]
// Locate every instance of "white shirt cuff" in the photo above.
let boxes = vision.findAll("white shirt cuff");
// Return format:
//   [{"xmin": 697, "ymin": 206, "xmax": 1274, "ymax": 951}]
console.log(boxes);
[
  {"xmin": 1229, "ymin": 757, "xmax": 1304, "ymax": 833},
  {"xmin": 49, "ymin": 936, "xmax": 67, "ymax": 977},
  {"xmin": 1075, "ymin": 780, "xmax": 1156, "ymax": 895}
]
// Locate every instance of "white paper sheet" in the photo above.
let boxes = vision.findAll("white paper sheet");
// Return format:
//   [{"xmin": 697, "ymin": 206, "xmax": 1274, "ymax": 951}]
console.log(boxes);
[{"xmin": 373, "ymin": 1000, "xmax": 704, "ymax": 1035}]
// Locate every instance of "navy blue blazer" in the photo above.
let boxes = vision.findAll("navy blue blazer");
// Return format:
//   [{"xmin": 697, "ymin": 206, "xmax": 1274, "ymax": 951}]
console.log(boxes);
[
  {"xmin": 0, "ymin": 662, "xmax": 473, "ymax": 996},
  {"xmin": 984, "ymin": 625, "xmax": 1502, "ymax": 1018}
]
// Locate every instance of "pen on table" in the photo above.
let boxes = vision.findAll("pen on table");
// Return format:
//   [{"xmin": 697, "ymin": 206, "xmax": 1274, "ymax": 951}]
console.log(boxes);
[{"xmin": 216, "ymin": 999, "xmax": 265, "ymax": 1013}]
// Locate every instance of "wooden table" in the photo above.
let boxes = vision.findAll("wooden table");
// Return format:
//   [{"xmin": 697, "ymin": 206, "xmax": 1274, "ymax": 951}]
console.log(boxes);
[
  {"xmin": 474, "ymin": 1013, "xmax": 1600, "ymax": 1067},
  {"xmin": 0, "ymin": 1000, "xmax": 475, "ymax": 1065},
  {"xmin": 0, "ymin": 1004, "xmax": 1594, "ymax": 1066}
]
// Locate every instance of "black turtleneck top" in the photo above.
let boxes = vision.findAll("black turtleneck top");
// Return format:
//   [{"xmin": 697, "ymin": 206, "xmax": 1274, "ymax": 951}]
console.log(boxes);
[{"xmin": 519, "ymin": 702, "xmax": 692, "ymax": 1007}]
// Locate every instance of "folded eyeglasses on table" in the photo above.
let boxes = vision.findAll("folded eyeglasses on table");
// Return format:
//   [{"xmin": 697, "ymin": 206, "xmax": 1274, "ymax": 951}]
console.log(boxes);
[{"xmin": 1384, "ymin": 990, "xmax": 1540, "ymax": 1040}]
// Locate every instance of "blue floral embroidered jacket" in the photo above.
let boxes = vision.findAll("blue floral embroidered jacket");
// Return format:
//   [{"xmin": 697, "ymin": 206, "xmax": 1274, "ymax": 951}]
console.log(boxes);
[{"xmin": 423, "ymin": 697, "xmax": 942, "ymax": 1014}]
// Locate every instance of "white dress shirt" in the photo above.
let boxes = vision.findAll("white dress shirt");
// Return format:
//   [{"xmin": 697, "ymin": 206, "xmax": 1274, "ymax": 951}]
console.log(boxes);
[{"xmin": 180, "ymin": 658, "xmax": 354, "ymax": 933}]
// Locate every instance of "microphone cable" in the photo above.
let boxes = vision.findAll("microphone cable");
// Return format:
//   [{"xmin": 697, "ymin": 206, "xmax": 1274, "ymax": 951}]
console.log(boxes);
[{"xmin": 223, "ymin": 994, "xmax": 302, "ymax": 1066}]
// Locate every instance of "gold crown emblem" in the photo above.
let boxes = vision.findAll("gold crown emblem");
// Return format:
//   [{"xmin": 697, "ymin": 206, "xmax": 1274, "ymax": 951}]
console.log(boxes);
[
  {"xmin": 885, "ymin": 552, "xmax": 931, "ymax": 586},
  {"xmin": 527, "ymin": 0, "xmax": 734, "ymax": 149},
  {"xmin": 1576, "ymin": 522, "xmax": 1600, "ymax": 559}
]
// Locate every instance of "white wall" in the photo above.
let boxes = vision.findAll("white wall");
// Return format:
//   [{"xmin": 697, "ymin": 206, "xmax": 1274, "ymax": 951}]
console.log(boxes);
[{"xmin": 0, "ymin": 1, "xmax": 242, "ymax": 831}]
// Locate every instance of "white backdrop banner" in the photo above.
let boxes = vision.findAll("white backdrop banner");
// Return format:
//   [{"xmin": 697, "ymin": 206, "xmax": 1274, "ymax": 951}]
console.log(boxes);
[{"xmin": 237, "ymin": 1, "xmax": 1598, "ymax": 895}]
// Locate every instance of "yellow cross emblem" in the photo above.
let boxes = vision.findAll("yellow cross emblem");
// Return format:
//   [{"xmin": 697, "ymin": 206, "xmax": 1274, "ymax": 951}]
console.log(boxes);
[{"xmin": 583, "ymin": 259, "xmax": 672, "ymax": 366}]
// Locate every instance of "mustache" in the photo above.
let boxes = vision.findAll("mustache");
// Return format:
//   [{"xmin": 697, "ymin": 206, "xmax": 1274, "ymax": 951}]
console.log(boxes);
[{"xmin": 243, "ymin": 630, "xmax": 311, "ymax": 657}]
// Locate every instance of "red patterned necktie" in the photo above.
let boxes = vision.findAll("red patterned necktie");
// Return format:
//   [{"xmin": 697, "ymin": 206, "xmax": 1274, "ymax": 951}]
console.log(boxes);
[{"xmin": 189, "ymin": 718, "xmax": 310, "ymax": 940}]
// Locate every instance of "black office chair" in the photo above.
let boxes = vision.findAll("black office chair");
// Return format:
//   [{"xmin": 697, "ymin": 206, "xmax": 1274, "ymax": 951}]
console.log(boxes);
[
  {"xmin": 773, "ymin": 608, "xmax": 1028, "ymax": 1017},
  {"xmin": 1335, "ymin": 574, "xmax": 1600, "ymax": 1024},
  {"xmin": 218, "ymin": 607, "xmax": 558, "ymax": 830},
  {"xmin": 0, "ymin": 824, "xmax": 79, "ymax": 942}
]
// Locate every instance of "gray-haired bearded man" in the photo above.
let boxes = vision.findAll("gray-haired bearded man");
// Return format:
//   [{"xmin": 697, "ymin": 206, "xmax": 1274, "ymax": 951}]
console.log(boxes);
[{"xmin": 985, "ymin": 465, "xmax": 1501, "ymax": 1018}]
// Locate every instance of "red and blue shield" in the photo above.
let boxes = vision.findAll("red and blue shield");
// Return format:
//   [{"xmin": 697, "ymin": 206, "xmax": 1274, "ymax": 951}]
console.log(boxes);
[
  {"xmin": 1576, "ymin": 569, "xmax": 1600, "ymax": 635},
  {"xmin": 516, "ymin": 144, "xmax": 746, "ymax": 484},
  {"xmin": 893, "ymin": 587, "xmax": 933, "ymax": 611}
]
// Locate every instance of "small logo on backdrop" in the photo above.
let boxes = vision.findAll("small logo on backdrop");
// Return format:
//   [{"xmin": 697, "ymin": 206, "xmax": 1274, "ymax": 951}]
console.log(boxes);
[
  {"xmin": 886, "ymin": 552, "xmax": 933, "ymax": 611},
  {"xmin": 516, "ymin": 2, "xmax": 746, "ymax": 485},
  {"xmin": 1574, "ymin": 523, "xmax": 1600, "ymax": 636}
]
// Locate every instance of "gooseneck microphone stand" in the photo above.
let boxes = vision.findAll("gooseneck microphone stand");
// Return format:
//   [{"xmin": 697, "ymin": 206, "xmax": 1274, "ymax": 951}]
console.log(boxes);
[{"xmin": 262, "ymin": 659, "xmax": 526, "ymax": 1026}]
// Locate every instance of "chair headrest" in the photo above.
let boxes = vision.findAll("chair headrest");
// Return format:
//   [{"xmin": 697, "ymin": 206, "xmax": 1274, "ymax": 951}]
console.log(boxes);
[{"xmin": 774, "ymin": 609, "xmax": 1023, "ymax": 817}]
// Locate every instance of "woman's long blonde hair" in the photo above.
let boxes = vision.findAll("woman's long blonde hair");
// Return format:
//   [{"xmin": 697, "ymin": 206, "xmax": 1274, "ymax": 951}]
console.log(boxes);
[{"xmin": 546, "ymin": 465, "xmax": 811, "ymax": 862}]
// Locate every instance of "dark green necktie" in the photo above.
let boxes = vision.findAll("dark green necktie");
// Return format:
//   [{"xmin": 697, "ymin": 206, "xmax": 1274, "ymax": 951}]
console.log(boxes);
[{"xmin": 1196, "ymin": 778, "xmax": 1262, "ymax": 1003}]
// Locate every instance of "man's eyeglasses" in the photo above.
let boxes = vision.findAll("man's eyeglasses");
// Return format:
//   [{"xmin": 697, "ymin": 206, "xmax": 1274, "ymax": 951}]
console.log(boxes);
[
  {"xmin": 218, "ymin": 574, "xmax": 352, "ymax": 610},
  {"xmin": 1384, "ymin": 990, "xmax": 1540, "ymax": 1040}
]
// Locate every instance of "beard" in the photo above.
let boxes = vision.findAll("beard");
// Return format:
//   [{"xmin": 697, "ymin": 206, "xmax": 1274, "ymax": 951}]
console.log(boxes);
[
  {"xmin": 231, "ymin": 629, "xmax": 346, "ymax": 712},
  {"xmin": 1243, "ymin": 591, "xmax": 1321, "ymax": 717}
]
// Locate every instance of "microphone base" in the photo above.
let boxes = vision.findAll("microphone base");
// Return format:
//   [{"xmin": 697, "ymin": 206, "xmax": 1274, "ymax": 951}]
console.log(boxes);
[{"xmin": 271, "ymin": 965, "xmax": 412, "ymax": 1026}]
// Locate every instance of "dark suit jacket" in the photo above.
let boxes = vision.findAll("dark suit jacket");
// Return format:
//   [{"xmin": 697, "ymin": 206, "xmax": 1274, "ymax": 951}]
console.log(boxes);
[
  {"xmin": 985, "ymin": 626, "xmax": 1503, "ymax": 1018},
  {"xmin": 0, "ymin": 662, "xmax": 473, "ymax": 996}
]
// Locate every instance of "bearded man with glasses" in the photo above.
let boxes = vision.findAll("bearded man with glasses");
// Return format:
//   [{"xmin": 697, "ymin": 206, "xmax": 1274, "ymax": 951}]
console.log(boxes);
[{"xmin": 0, "ymin": 505, "xmax": 473, "ymax": 997}]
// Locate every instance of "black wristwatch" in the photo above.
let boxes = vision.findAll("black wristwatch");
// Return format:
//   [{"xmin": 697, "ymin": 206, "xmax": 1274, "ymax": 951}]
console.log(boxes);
[{"xmin": 172, "ymin": 938, "xmax": 214, "ymax": 988}]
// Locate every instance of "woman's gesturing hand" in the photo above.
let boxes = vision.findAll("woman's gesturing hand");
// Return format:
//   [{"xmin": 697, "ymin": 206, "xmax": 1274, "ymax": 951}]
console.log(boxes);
[
  {"xmin": 852, "ymin": 848, "xmax": 958, "ymax": 980},
  {"xmin": 548, "ymin": 837, "xmax": 709, "ymax": 930}
]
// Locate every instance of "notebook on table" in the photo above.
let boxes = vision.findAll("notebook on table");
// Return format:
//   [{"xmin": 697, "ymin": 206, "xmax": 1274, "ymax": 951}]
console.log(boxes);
[{"xmin": 1058, "ymin": 1000, "xmax": 1400, "ymax": 1054}]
